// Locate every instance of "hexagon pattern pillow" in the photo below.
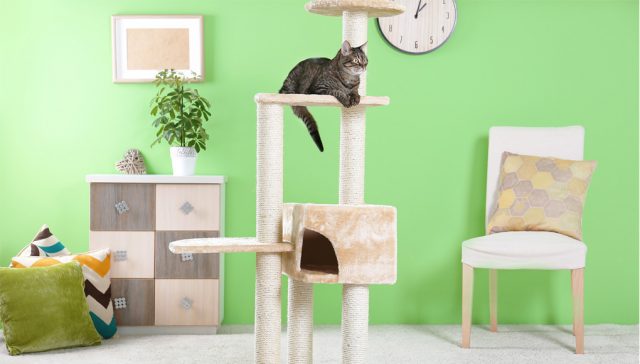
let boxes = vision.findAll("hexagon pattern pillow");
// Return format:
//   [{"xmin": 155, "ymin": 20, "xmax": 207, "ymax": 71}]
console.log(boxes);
[{"xmin": 487, "ymin": 152, "xmax": 596, "ymax": 240}]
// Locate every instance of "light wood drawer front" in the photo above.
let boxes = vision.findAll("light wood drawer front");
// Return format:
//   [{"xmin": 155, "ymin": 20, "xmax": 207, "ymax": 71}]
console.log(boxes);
[
  {"xmin": 91, "ymin": 183, "xmax": 155, "ymax": 231},
  {"xmin": 155, "ymin": 279, "xmax": 218, "ymax": 326},
  {"xmin": 111, "ymin": 279, "xmax": 155, "ymax": 326},
  {"xmin": 90, "ymin": 231, "xmax": 154, "ymax": 278},
  {"xmin": 155, "ymin": 231, "xmax": 220, "ymax": 279},
  {"xmin": 156, "ymin": 184, "xmax": 220, "ymax": 231}
]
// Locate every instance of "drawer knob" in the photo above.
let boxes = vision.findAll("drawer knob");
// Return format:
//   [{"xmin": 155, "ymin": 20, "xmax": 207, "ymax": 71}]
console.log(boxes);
[
  {"xmin": 181, "ymin": 297, "xmax": 193, "ymax": 310},
  {"xmin": 181, "ymin": 253, "xmax": 194, "ymax": 262},
  {"xmin": 113, "ymin": 297, "xmax": 127, "ymax": 309},
  {"xmin": 114, "ymin": 250, "xmax": 128, "ymax": 261},
  {"xmin": 180, "ymin": 201, "xmax": 194, "ymax": 215},
  {"xmin": 115, "ymin": 200, "xmax": 130, "ymax": 215}
]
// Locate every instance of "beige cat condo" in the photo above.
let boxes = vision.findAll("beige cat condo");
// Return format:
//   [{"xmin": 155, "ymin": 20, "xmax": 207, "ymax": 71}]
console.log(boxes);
[{"xmin": 170, "ymin": 1, "xmax": 404, "ymax": 363}]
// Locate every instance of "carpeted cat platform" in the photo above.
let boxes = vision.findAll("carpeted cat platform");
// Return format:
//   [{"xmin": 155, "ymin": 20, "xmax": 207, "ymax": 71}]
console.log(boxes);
[{"xmin": 1, "ymin": 325, "xmax": 637, "ymax": 363}]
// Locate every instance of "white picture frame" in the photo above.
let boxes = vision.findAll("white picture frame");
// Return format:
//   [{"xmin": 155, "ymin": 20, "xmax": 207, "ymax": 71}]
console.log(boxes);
[{"xmin": 112, "ymin": 15, "xmax": 204, "ymax": 83}]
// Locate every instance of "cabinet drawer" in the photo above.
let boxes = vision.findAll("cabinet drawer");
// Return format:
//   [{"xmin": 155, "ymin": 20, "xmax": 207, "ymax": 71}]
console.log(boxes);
[
  {"xmin": 111, "ymin": 279, "xmax": 155, "ymax": 326},
  {"xmin": 90, "ymin": 231, "xmax": 154, "ymax": 278},
  {"xmin": 155, "ymin": 231, "xmax": 219, "ymax": 279},
  {"xmin": 90, "ymin": 183, "xmax": 155, "ymax": 231},
  {"xmin": 156, "ymin": 184, "xmax": 220, "ymax": 231},
  {"xmin": 155, "ymin": 279, "xmax": 218, "ymax": 326}
]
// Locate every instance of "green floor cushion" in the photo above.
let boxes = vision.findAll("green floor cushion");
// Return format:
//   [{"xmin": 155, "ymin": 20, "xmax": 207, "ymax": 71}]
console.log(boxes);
[
  {"xmin": 11, "ymin": 249, "xmax": 117, "ymax": 339},
  {"xmin": 0, "ymin": 261, "xmax": 101, "ymax": 355}
]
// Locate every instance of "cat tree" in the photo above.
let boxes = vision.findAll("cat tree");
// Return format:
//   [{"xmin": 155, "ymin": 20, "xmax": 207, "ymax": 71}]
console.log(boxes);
[{"xmin": 169, "ymin": 1, "xmax": 404, "ymax": 363}]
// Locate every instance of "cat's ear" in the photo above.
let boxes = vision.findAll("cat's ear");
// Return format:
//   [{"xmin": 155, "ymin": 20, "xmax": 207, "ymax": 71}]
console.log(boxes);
[
  {"xmin": 341, "ymin": 40, "xmax": 352, "ymax": 56},
  {"xmin": 358, "ymin": 41, "xmax": 368, "ymax": 49}
]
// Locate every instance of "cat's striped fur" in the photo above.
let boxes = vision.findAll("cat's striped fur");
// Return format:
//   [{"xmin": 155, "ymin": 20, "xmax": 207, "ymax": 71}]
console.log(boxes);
[{"xmin": 279, "ymin": 41, "xmax": 368, "ymax": 152}]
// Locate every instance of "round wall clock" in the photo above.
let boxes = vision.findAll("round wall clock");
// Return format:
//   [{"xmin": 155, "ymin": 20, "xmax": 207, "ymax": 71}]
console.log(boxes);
[{"xmin": 377, "ymin": 0, "xmax": 457, "ymax": 54}]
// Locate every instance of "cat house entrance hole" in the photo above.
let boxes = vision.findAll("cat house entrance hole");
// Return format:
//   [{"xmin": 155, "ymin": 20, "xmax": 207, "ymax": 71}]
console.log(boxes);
[{"xmin": 300, "ymin": 229, "xmax": 339, "ymax": 275}]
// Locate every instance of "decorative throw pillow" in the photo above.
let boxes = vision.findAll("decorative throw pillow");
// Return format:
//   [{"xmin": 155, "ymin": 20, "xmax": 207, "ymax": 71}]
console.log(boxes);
[
  {"xmin": 487, "ymin": 152, "xmax": 596, "ymax": 240},
  {"xmin": 11, "ymin": 249, "xmax": 117, "ymax": 339},
  {"xmin": 16, "ymin": 224, "xmax": 70, "ymax": 257},
  {"xmin": 0, "ymin": 262, "xmax": 101, "ymax": 355}
]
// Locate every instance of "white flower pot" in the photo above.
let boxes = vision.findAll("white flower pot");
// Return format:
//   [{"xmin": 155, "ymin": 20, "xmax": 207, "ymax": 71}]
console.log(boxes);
[{"xmin": 170, "ymin": 147, "xmax": 197, "ymax": 176}]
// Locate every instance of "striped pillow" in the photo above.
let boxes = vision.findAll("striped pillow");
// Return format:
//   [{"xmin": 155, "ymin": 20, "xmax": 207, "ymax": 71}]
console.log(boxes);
[
  {"xmin": 16, "ymin": 224, "xmax": 70, "ymax": 257},
  {"xmin": 11, "ymin": 249, "xmax": 117, "ymax": 339}
]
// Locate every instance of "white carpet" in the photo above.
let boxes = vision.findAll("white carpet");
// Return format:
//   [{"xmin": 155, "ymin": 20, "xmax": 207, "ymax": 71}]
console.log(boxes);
[{"xmin": 1, "ymin": 325, "xmax": 637, "ymax": 364}]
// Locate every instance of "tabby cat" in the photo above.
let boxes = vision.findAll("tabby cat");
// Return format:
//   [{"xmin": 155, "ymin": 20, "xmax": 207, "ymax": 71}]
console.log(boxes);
[{"xmin": 279, "ymin": 40, "xmax": 368, "ymax": 152}]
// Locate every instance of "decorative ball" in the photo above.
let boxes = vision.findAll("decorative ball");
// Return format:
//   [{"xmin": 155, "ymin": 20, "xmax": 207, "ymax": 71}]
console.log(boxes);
[{"xmin": 115, "ymin": 149, "xmax": 147, "ymax": 175}]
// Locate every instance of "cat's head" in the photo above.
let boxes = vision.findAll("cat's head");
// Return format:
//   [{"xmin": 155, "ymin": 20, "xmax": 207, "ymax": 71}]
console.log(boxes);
[{"xmin": 339, "ymin": 40, "xmax": 368, "ymax": 76}]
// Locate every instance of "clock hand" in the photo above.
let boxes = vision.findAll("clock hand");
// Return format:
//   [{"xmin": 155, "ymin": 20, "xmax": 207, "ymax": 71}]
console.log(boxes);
[{"xmin": 414, "ymin": 0, "xmax": 427, "ymax": 19}]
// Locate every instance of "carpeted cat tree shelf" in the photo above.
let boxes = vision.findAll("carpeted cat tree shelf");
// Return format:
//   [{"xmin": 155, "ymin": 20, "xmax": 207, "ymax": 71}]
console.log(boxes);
[
  {"xmin": 170, "ymin": 1, "xmax": 404, "ymax": 363},
  {"xmin": 282, "ymin": 203, "xmax": 397, "ymax": 284}
]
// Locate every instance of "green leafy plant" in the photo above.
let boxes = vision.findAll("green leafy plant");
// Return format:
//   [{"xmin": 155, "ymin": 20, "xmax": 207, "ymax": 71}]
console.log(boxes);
[{"xmin": 150, "ymin": 69, "xmax": 212, "ymax": 152}]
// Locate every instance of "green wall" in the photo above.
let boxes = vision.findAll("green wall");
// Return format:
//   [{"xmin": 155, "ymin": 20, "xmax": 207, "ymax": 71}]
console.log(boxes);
[{"xmin": 0, "ymin": 0, "xmax": 637, "ymax": 325}]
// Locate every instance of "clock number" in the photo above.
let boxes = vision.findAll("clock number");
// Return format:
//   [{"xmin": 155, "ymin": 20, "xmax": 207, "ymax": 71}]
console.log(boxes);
[
  {"xmin": 446, "ymin": 12, "xmax": 450, "ymax": 19},
  {"xmin": 429, "ymin": 36, "xmax": 434, "ymax": 44},
  {"xmin": 442, "ymin": 0, "xmax": 446, "ymax": 3},
  {"xmin": 442, "ymin": 25, "xmax": 445, "ymax": 33},
  {"xmin": 388, "ymin": 24, "xmax": 392, "ymax": 32},
  {"xmin": 400, "ymin": 35, "xmax": 403, "ymax": 43},
  {"xmin": 415, "ymin": 41, "xmax": 418, "ymax": 49}
]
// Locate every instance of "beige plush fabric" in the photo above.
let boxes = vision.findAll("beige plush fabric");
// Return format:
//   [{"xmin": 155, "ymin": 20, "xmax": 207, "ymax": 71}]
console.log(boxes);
[
  {"xmin": 486, "ymin": 152, "xmax": 596, "ymax": 240},
  {"xmin": 282, "ymin": 203, "xmax": 397, "ymax": 284},
  {"xmin": 304, "ymin": 0, "xmax": 405, "ymax": 17}
]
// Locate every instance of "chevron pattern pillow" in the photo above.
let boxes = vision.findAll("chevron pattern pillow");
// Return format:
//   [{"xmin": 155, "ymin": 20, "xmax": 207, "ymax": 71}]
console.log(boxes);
[
  {"xmin": 11, "ymin": 249, "xmax": 117, "ymax": 339},
  {"xmin": 16, "ymin": 224, "xmax": 70, "ymax": 257}
]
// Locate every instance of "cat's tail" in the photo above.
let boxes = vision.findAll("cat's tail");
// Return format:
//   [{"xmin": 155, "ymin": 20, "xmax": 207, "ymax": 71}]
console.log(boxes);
[{"xmin": 292, "ymin": 106, "xmax": 324, "ymax": 152}]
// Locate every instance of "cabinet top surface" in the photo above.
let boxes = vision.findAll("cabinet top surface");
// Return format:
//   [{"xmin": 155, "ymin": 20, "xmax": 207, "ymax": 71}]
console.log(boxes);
[{"xmin": 86, "ymin": 174, "xmax": 226, "ymax": 184}]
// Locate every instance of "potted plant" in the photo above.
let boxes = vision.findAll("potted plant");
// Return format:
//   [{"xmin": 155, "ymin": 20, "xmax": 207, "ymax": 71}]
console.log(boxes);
[{"xmin": 150, "ymin": 69, "xmax": 212, "ymax": 176}]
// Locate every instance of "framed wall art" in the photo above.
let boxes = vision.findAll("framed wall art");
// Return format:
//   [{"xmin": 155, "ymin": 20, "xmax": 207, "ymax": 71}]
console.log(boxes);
[{"xmin": 112, "ymin": 15, "xmax": 204, "ymax": 83}]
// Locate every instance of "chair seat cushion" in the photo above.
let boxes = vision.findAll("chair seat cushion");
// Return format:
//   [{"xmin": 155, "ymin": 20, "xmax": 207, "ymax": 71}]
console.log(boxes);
[{"xmin": 462, "ymin": 231, "xmax": 586, "ymax": 269}]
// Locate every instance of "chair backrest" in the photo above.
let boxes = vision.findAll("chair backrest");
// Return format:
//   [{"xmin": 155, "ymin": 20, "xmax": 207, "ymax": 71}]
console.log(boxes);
[{"xmin": 485, "ymin": 126, "xmax": 585, "ymax": 223}]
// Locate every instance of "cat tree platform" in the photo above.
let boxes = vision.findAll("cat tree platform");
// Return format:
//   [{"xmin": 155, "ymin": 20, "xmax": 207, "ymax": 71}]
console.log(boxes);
[
  {"xmin": 255, "ymin": 93, "xmax": 389, "ymax": 107},
  {"xmin": 282, "ymin": 203, "xmax": 397, "ymax": 285},
  {"xmin": 305, "ymin": 0, "xmax": 405, "ymax": 17},
  {"xmin": 170, "ymin": 237, "xmax": 293, "ymax": 254}
]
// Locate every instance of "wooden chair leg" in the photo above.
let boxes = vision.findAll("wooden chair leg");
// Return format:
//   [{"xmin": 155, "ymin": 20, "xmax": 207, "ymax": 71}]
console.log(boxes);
[
  {"xmin": 489, "ymin": 269, "xmax": 498, "ymax": 332},
  {"xmin": 571, "ymin": 268, "xmax": 584, "ymax": 354},
  {"xmin": 571, "ymin": 271, "xmax": 575, "ymax": 336},
  {"xmin": 461, "ymin": 263, "xmax": 474, "ymax": 348}
]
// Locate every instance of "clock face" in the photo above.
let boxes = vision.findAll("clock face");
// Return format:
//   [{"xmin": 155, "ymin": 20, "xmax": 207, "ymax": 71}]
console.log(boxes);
[{"xmin": 377, "ymin": 0, "xmax": 457, "ymax": 54}]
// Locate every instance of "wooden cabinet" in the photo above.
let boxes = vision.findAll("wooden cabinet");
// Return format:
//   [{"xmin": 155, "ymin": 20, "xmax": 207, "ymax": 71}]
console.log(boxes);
[{"xmin": 87, "ymin": 175, "xmax": 225, "ymax": 333}]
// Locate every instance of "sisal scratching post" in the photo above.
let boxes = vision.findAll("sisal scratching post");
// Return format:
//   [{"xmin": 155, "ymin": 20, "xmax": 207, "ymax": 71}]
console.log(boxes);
[
  {"xmin": 342, "ymin": 11, "xmax": 368, "ymax": 94},
  {"xmin": 287, "ymin": 279, "xmax": 314, "ymax": 364},
  {"xmin": 341, "ymin": 10, "xmax": 369, "ymax": 364},
  {"xmin": 255, "ymin": 103, "xmax": 284, "ymax": 364}
]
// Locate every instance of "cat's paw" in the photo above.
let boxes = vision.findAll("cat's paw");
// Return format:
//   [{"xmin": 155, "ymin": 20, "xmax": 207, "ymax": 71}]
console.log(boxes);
[
  {"xmin": 337, "ymin": 96, "xmax": 352, "ymax": 108},
  {"xmin": 350, "ymin": 93, "xmax": 361, "ymax": 106}
]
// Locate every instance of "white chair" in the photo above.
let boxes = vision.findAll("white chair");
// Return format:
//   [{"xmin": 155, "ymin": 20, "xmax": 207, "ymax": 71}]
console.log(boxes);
[{"xmin": 461, "ymin": 126, "xmax": 587, "ymax": 354}]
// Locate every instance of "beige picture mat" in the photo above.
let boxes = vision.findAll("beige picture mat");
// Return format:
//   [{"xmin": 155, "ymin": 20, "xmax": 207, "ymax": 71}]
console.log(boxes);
[
  {"xmin": 111, "ymin": 15, "xmax": 204, "ymax": 82},
  {"xmin": 126, "ymin": 28, "xmax": 190, "ymax": 70}
]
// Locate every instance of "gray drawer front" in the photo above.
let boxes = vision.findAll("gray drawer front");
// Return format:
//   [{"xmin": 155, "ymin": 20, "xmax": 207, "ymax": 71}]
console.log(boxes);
[
  {"xmin": 155, "ymin": 231, "xmax": 219, "ymax": 279},
  {"xmin": 91, "ymin": 183, "xmax": 155, "ymax": 231},
  {"xmin": 111, "ymin": 279, "xmax": 155, "ymax": 326}
]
